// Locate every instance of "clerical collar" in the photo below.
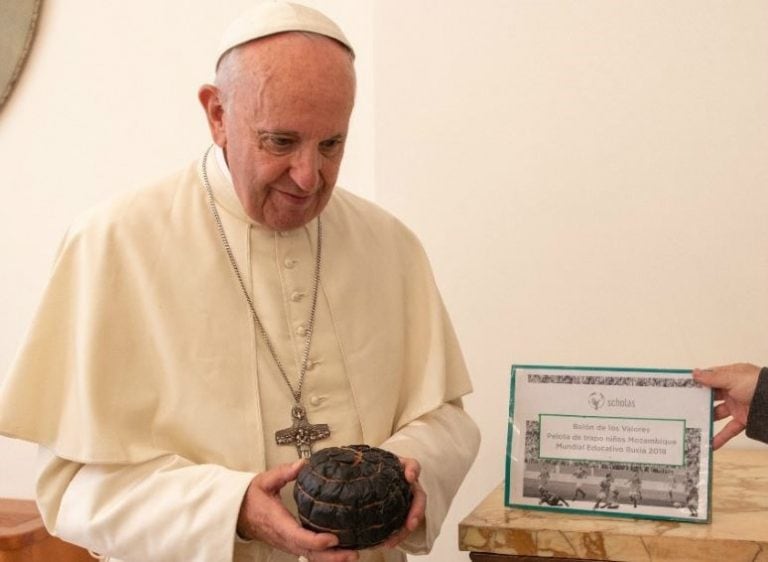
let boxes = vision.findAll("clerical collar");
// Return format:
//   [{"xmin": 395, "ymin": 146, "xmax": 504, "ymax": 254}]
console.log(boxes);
[
  {"xmin": 214, "ymin": 145, "xmax": 233, "ymax": 183},
  {"xmin": 204, "ymin": 145, "xmax": 262, "ymax": 227}
]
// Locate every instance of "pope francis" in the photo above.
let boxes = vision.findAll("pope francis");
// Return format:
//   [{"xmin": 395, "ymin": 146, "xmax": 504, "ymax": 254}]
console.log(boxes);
[{"xmin": 0, "ymin": 3, "xmax": 480, "ymax": 562}]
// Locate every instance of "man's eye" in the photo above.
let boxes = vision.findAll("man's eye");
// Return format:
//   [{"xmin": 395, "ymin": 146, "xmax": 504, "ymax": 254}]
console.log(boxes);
[
  {"xmin": 260, "ymin": 135, "xmax": 296, "ymax": 153},
  {"xmin": 319, "ymin": 139, "xmax": 343, "ymax": 154}
]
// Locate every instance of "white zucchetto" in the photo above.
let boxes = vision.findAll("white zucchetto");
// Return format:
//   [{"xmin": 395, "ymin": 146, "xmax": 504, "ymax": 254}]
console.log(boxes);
[{"xmin": 216, "ymin": 1, "xmax": 354, "ymax": 68}]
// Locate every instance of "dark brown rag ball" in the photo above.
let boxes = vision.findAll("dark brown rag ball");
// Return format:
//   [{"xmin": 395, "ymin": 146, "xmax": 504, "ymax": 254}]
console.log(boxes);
[{"xmin": 293, "ymin": 444, "xmax": 413, "ymax": 549}]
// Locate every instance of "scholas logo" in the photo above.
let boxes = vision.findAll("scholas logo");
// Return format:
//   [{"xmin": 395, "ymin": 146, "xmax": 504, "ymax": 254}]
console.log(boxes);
[
  {"xmin": 588, "ymin": 392, "xmax": 636, "ymax": 409},
  {"xmin": 588, "ymin": 392, "xmax": 605, "ymax": 410}
]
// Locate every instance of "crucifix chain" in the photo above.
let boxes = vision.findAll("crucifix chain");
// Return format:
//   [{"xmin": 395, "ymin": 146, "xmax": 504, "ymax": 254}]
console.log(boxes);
[{"xmin": 200, "ymin": 146, "xmax": 330, "ymax": 457}]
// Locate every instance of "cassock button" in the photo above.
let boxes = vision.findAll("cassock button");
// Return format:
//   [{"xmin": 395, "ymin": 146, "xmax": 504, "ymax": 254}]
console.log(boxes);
[
  {"xmin": 296, "ymin": 324, "xmax": 307, "ymax": 337},
  {"xmin": 284, "ymin": 258, "xmax": 297, "ymax": 269},
  {"xmin": 309, "ymin": 395, "xmax": 326, "ymax": 406},
  {"xmin": 291, "ymin": 291, "xmax": 305, "ymax": 302},
  {"xmin": 306, "ymin": 360, "xmax": 317, "ymax": 371}
]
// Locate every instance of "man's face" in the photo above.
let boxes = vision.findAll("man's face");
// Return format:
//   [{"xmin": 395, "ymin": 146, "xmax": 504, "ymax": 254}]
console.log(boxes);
[{"xmin": 206, "ymin": 33, "xmax": 355, "ymax": 231}]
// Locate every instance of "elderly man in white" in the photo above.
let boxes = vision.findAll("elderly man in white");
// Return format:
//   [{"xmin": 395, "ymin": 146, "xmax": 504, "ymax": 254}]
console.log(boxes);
[{"xmin": 0, "ymin": 3, "xmax": 480, "ymax": 562}]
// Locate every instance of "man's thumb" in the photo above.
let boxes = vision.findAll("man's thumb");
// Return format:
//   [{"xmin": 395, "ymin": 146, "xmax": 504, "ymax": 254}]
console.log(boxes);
[
  {"xmin": 261, "ymin": 459, "xmax": 307, "ymax": 490},
  {"xmin": 692, "ymin": 368, "xmax": 728, "ymax": 389}
]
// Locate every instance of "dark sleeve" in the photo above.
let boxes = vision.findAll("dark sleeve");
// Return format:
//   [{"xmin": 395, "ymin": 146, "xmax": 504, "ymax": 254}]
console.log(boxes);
[{"xmin": 745, "ymin": 367, "xmax": 768, "ymax": 444}]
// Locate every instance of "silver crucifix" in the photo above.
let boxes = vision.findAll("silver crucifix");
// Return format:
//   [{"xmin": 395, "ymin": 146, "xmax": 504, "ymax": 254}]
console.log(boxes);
[{"xmin": 275, "ymin": 404, "xmax": 330, "ymax": 458}]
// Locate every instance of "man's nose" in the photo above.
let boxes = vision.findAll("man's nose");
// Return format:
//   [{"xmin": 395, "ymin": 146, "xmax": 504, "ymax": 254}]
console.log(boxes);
[{"xmin": 289, "ymin": 148, "xmax": 321, "ymax": 192}]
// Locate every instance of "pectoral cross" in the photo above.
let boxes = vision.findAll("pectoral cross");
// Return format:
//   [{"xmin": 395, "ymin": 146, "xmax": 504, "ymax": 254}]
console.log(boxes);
[{"xmin": 275, "ymin": 404, "xmax": 330, "ymax": 458}]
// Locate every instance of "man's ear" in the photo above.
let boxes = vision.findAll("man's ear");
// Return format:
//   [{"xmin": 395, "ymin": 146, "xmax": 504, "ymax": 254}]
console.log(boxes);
[{"xmin": 198, "ymin": 84, "xmax": 227, "ymax": 147}]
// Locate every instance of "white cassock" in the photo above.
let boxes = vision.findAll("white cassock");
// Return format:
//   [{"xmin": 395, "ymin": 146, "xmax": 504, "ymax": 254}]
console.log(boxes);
[{"xmin": 0, "ymin": 148, "xmax": 480, "ymax": 562}]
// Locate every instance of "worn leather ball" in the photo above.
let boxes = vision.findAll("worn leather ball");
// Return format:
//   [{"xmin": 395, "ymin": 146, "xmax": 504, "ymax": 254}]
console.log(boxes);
[{"xmin": 293, "ymin": 444, "xmax": 413, "ymax": 549}]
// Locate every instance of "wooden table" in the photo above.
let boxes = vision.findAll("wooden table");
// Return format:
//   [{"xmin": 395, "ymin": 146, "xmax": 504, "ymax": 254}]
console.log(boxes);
[
  {"xmin": 459, "ymin": 449, "xmax": 768, "ymax": 561},
  {"xmin": 0, "ymin": 499, "xmax": 93, "ymax": 562}
]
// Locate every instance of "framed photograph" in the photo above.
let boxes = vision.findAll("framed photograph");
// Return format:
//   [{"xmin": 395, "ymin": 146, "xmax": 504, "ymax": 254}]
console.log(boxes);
[{"xmin": 505, "ymin": 365, "xmax": 713, "ymax": 523}]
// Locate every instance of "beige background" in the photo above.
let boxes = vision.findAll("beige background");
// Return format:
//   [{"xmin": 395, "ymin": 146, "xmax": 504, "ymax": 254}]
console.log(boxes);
[{"xmin": 1, "ymin": 2, "xmax": 767, "ymax": 561}]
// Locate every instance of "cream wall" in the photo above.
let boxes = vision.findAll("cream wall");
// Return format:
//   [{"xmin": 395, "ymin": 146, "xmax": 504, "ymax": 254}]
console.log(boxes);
[
  {"xmin": 2, "ymin": 2, "xmax": 768, "ymax": 562},
  {"xmin": 373, "ymin": 3, "xmax": 768, "ymax": 561}
]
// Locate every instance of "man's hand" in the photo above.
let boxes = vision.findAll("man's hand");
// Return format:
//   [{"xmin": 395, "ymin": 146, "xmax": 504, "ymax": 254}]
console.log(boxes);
[
  {"xmin": 693, "ymin": 363, "xmax": 761, "ymax": 450},
  {"xmin": 382, "ymin": 456, "xmax": 427, "ymax": 549},
  {"xmin": 237, "ymin": 460, "xmax": 359, "ymax": 562}
]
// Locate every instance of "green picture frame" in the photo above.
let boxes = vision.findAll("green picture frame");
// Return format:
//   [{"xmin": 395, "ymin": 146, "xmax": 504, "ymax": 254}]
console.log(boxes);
[{"xmin": 505, "ymin": 364, "xmax": 714, "ymax": 523}]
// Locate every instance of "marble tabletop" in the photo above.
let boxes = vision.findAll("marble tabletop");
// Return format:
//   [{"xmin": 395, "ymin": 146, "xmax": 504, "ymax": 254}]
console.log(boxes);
[{"xmin": 459, "ymin": 448, "xmax": 768, "ymax": 561}]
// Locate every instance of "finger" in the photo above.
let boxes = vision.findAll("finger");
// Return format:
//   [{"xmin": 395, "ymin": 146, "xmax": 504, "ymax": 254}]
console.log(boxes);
[
  {"xmin": 712, "ymin": 419, "xmax": 745, "ymax": 450},
  {"xmin": 258, "ymin": 459, "xmax": 307, "ymax": 491},
  {"xmin": 406, "ymin": 481, "xmax": 427, "ymax": 531},
  {"xmin": 399, "ymin": 457, "xmax": 421, "ymax": 483},
  {"xmin": 713, "ymin": 402, "xmax": 731, "ymax": 421},
  {"xmin": 692, "ymin": 368, "xmax": 732, "ymax": 390},
  {"xmin": 289, "ymin": 528, "xmax": 340, "ymax": 552},
  {"xmin": 696, "ymin": 363, "xmax": 760, "ymax": 382},
  {"xmin": 701, "ymin": 364, "xmax": 740, "ymax": 374}
]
